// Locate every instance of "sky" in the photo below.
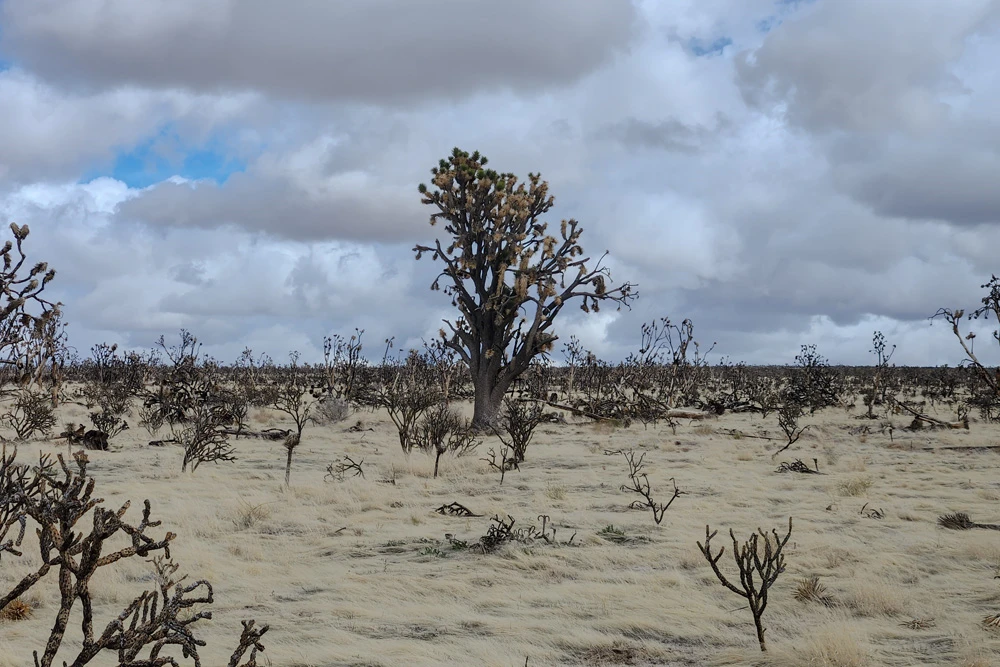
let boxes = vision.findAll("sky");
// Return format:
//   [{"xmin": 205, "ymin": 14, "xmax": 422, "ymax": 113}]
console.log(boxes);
[{"xmin": 2, "ymin": 0, "xmax": 1000, "ymax": 367}]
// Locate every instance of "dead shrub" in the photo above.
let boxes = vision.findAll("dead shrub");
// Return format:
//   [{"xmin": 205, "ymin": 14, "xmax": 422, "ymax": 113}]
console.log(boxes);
[
  {"xmin": 2, "ymin": 388, "xmax": 56, "ymax": 439},
  {"xmin": 0, "ymin": 596, "xmax": 33, "ymax": 621}
]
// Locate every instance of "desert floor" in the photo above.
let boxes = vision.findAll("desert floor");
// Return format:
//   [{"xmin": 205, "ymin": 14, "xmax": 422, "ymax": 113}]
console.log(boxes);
[{"xmin": 2, "ymin": 400, "xmax": 1000, "ymax": 667}]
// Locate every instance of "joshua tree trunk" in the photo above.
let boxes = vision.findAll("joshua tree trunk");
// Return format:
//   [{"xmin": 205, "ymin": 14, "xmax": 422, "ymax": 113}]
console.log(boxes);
[
  {"xmin": 283, "ymin": 431, "xmax": 300, "ymax": 487},
  {"xmin": 472, "ymin": 380, "xmax": 504, "ymax": 428},
  {"xmin": 471, "ymin": 363, "xmax": 518, "ymax": 428}
]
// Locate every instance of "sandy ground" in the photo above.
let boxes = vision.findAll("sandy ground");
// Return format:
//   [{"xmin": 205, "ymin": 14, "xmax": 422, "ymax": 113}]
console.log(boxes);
[{"xmin": 2, "ymin": 399, "xmax": 1000, "ymax": 666}]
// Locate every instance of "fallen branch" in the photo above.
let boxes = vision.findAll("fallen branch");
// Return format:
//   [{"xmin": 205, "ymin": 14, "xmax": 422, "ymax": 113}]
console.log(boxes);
[
  {"xmin": 938, "ymin": 512, "xmax": 1000, "ymax": 531},
  {"xmin": 775, "ymin": 459, "xmax": 821, "ymax": 474},
  {"xmin": 894, "ymin": 401, "xmax": 968, "ymax": 430},
  {"xmin": 435, "ymin": 502, "xmax": 481, "ymax": 517}
]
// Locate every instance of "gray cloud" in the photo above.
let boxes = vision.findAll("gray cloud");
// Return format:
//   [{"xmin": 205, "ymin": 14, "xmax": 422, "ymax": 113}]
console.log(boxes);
[
  {"xmin": 2, "ymin": 0, "xmax": 637, "ymax": 104},
  {"xmin": 594, "ymin": 115, "xmax": 730, "ymax": 153},
  {"xmin": 0, "ymin": 70, "xmax": 257, "ymax": 184},
  {"xmin": 114, "ymin": 172, "xmax": 424, "ymax": 243},
  {"xmin": 831, "ymin": 134, "xmax": 1000, "ymax": 225},
  {"xmin": 5, "ymin": 0, "xmax": 1000, "ymax": 368},
  {"xmin": 735, "ymin": 0, "xmax": 1000, "ymax": 134}
]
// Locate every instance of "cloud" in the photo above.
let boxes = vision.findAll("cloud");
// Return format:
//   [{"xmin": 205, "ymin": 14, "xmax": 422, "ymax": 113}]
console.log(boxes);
[
  {"xmin": 735, "ymin": 0, "xmax": 1000, "ymax": 134},
  {"xmin": 4, "ymin": 0, "xmax": 1000, "ymax": 368},
  {"xmin": 0, "ymin": 68, "xmax": 258, "ymax": 185},
  {"xmin": 2, "ymin": 0, "xmax": 637, "ymax": 104}
]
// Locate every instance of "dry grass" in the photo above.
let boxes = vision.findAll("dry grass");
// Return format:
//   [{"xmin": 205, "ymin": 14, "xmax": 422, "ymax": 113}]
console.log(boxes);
[
  {"xmin": 0, "ymin": 597, "xmax": 34, "ymax": 622},
  {"xmin": 836, "ymin": 475, "xmax": 874, "ymax": 497},
  {"xmin": 1, "ymin": 399, "xmax": 999, "ymax": 665},
  {"xmin": 769, "ymin": 621, "xmax": 872, "ymax": 667}
]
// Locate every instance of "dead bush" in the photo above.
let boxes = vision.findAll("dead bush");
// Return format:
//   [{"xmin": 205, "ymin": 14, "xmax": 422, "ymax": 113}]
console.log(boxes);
[
  {"xmin": 3, "ymin": 388, "xmax": 56, "ymax": 439},
  {"xmin": 0, "ymin": 447, "xmax": 268, "ymax": 666}
]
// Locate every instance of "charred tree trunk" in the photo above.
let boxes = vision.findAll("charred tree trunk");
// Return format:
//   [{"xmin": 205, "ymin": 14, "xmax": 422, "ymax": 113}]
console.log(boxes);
[{"xmin": 471, "ymin": 365, "xmax": 514, "ymax": 429}]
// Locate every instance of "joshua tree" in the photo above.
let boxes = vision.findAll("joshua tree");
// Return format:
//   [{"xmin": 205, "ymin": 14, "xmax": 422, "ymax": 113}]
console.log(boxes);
[
  {"xmin": 272, "ymin": 352, "xmax": 315, "ymax": 487},
  {"xmin": 0, "ymin": 447, "xmax": 268, "ymax": 666},
  {"xmin": 414, "ymin": 148, "xmax": 635, "ymax": 426},
  {"xmin": 934, "ymin": 276, "xmax": 1000, "ymax": 419},
  {"xmin": 698, "ymin": 518, "xmax": 793, "ymax": 652},
  {"xmin": 0, "ymin": 222, "xmax": 64, "ymax": 398}
]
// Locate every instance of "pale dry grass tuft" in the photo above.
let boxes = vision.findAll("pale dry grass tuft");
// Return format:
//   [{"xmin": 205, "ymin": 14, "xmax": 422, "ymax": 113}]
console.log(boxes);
[
  {"xmin": 229, "ymin": 499, "xmax": 273, "ymax": 530},
  {"xmin": 769, "ymin": 621, "xmax": 872, "ymax": 667},
  {"xmin": 837, "ymin": 475, "xmax": 874, "ymax": 497},
  {"xmin": 844, "ymin": 580, "xmax": 908, "ymax": 617}
]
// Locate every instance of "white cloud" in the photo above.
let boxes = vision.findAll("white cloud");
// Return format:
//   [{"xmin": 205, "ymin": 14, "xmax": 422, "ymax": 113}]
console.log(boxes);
[{"xmin": 1, "ymin": 0, "xmax": 999, "ymax": 366}]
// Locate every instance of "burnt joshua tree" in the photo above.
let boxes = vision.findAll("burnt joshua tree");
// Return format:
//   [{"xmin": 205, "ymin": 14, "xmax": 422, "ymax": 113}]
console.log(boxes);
[
  {"xmin": 698, "ymin": 518, "xmax": 793, "ymax": 652},
  {"xmin": 414, "ymin": 148, "xmax": 635, "ymax": 427}
]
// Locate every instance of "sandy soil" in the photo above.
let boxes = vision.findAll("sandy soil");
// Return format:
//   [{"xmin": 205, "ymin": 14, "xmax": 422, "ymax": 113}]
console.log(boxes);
[{"xmin": 2, "ymin": 399, "xmax": 999, "ymax": 666}]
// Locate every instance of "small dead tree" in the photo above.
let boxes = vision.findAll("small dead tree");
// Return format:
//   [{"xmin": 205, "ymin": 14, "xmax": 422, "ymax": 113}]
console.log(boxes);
[
  {"xmin": 414, "ymin": 148, "xmax": 636, "ymax": 427},
  {"xmin": 418, "ymin": 402, "xmax": 480, "ymax": 478},
  {"xmin": 3, "ymin": 388, "xmax": 57, "ymax": 439},
  {"xmin": 234, "ymin": 347, "xmax": 277, "ymax": 408},
  {"xmin": 322, "ymin": 329, "xmax": 365, "ymax": 401},
  {"xmin": 863, "ymin": 331, "xmax": 896, "ymax": 418},
  {"xmin": 561, "ymin": 335, "xmax": 586, "ymax": 401},
  {"xmin": 422, "ymin": 337, "xmax": 461, "ymax": 405},
  {"xmin": 174, "ymin": 403, "xmax": 236, "ymax": 473},
  {"xmin": 481, "ymin": 443, "xmax": 518, "ymax": 486},
  {"xmin": 772, "ymin": 402, "xmax": 810, "ymax": 458},
  {"xmin": 933, "ymin": 277, "xmax": 1000, "ymax": 420},
  {"xmin": 493, "ymin": 397, "xmax": 544, "ymax": 464},
  {"xmin": 272, "ymin": 352, "xmax": 315, "ymax": 487},
  {"xmin": 619, "ymin": 450, "xmax": 682, "ymax": 525},
  {"xmin": 697, "ymin": 517, "xmax": 793, "ymax": 652},
  {"xmin": 367, "ymin": 358, "xmax": 439, "ymax": 453}
]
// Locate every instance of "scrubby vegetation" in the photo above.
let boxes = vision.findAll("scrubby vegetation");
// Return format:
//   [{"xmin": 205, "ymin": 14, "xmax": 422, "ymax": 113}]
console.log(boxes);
[{"xmin": 3, "ymin": 155, "xmax": 1000, "ymax": 664}]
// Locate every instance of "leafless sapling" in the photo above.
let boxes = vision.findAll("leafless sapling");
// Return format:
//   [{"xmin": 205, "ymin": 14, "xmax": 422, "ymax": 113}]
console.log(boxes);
[
  {"xmin": 481, "ymin": 442, "xmax": 518, "ymax": 486},
  {"xmin": 933, "ymin": 277, "xmax": 1000, "ymax": 419},
  {"xmin": 367, "ymin": 358, "xmax": 439, "ymax": 453},
  {"xmin": 414, "ymin": 148, "xmax": 636, "ymax": 427},
  {"xmin": 561, "ymin": 335, "xmax": 586, "ymax": 401},
  {"xmin": 322, "ymin": 329, "xmax": 365, "ymax": 401},
  {"xmin": 272, "ymin": 352, "xmax": 315, "ymax": 487},
  {"xmin": 174, "ymin": 403, "xmax": 236, "ymax": 473},
  {"xmin": 2, "ymin": 388, "xmax": 57, "ymax": 439},
  {"xmin": 234, "ymin": 347, "xmax": 277, "ymax": 407},
  {"xmin": 772, "ymin": 402, "xmax": 810, "ymax": 458},
  {"xmin": 619, "ymin": 449, "xmax": 682, "ymax": 525},
  {"xmin": 863, "ymin": 331, "xmax": 896, "ymax": 418},
  {"xmin": 492, "ymin": 397, "xmax": 544, "ymax": 464},
  {"xmin": 417, "ymin": 402, "xmax": 480, "ymax": 477},
  {"xmin": 697, "ymin": 517, "xmax": 793, "ymax": 652},
  {"xmin": 422, "ymin": 336, "xmax": 462, "ymax": 405}
]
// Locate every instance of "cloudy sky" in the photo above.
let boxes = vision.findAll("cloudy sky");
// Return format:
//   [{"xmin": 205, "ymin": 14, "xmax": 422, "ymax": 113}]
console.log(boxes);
[{"xmin": 2, "ymin": 0, "xmax": 1000, "ymax": 367}]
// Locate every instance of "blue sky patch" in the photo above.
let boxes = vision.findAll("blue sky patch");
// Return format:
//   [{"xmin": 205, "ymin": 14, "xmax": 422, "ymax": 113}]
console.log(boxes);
[{"xmin": 83, "ymin": 127, "xmax": 249, "ymax": 188}]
